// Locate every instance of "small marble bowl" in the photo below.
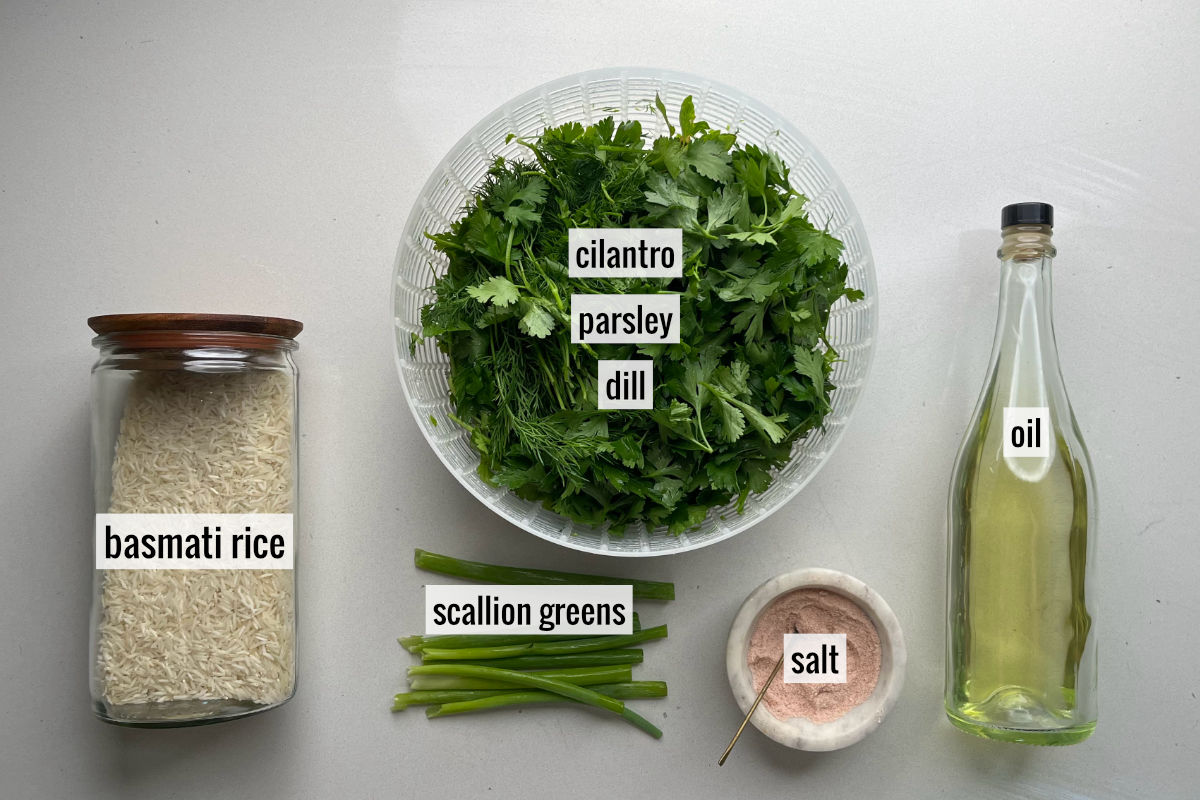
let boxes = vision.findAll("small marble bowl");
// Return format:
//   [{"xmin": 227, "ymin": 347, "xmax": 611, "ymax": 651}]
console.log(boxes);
[{"xmin": 726, "ymin": 568, "xmax": 906, "ymax": 752}]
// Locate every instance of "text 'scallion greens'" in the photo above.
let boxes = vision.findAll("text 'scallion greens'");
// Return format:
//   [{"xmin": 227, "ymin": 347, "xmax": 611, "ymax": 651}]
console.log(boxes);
[{"xmin": 415, "ymin": 97, "xmax": 860, "ymax": 533}]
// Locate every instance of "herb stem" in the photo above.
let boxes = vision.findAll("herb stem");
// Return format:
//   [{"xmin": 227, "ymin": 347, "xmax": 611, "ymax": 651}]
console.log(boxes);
[{"xmin": 504, "ymin": 226, "xmax": 515, "ymax": 282}]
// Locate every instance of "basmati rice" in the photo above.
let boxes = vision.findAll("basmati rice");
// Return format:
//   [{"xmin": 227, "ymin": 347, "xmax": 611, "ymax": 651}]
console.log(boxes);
[{"xmin": 97, "ymin": 369, "xmax": 296, "ymax": 707}]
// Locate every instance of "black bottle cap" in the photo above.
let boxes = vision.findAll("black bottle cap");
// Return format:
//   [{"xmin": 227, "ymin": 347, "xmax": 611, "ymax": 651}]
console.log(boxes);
[{"xmin": 1001, "ymin": 202, "xmax": 1053, "ymax": 228}]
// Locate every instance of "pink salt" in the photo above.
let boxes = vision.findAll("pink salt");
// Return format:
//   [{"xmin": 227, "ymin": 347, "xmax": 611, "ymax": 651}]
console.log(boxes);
[{"xmin": 747, "ymin": 588, "xmax": 881, "ymax": 723}]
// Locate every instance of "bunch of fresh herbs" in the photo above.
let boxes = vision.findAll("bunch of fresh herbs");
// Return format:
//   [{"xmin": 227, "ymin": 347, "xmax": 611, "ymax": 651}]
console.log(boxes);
[{"xmin": 415, "ymin": 96, "xmax": 861, "ymax": 534}]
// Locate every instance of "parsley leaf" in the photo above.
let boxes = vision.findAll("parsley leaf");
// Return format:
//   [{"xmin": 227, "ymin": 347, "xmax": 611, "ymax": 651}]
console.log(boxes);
[
  {"xmin": 644, "ymin": 172, "xmax": 699, "ymax": 211},
  {"xmin": 685, "ymin": 138, "xmax": 734, "ymax": 183},
  {"xmin": 792, "ymin": 345, "xmax": 826, "ymax": 397},
  {"xmin": 705, "ymin": 186, "xmax": 742, "ymax": 231},
  {"xmin": 794, "ymin": 229, "xmax": 844, "ymax": 265}
]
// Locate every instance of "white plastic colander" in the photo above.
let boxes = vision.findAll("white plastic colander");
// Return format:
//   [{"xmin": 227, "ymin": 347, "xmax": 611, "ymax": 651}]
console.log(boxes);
[{"xmin": 392, "ymin": 68, "xmax": 877, "ymax": 556}]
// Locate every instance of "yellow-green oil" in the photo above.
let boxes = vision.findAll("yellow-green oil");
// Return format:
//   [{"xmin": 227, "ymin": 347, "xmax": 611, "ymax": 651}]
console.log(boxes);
[{"xmin": 946, "ymin": 392, "xmax": 1094, "ymax": 745}]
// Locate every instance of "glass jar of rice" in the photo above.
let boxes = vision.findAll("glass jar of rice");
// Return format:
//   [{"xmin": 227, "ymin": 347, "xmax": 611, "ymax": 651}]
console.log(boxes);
[{"xmin": 88, "ymin": 313, "xmax": 301, "ymax": 726}]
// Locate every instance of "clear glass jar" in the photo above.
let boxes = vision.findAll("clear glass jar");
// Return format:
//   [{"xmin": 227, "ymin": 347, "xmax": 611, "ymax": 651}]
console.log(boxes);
[{"xmin": 88, "ymin": 313, "xmax": 301, "ymax": 727}]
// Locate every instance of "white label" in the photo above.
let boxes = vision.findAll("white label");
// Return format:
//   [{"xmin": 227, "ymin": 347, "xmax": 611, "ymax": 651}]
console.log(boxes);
[
  {"xmin": 783, "ymin": 634, "xmax": 848, "ymax": 684},
  {"xmin": 568, "ymin": 228, "xmax": 682, "ymax": 278},
  {"xmin": 597, "ymin": 360, "xmax": 654, "ymax": 409},
  {"xmin": 425, "ymin": 585, "xmax": 633, "ymax": 635},
  {"xmin": 570, "ymin": 293, "xmax": 680, "ymax": 344},
  {"xmin": 1003, "ymin": 406, "xmax": 1051, "ymax": 458},
  {"xmin": 96, "ymin": 514, "xmax": 294, "ymax": 569}
]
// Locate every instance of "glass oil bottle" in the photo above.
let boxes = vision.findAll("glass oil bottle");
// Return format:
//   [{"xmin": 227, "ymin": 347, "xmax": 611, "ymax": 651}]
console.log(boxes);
[{"xmin": 945, "ymin": 203, "xmax": 1098, "ymax": 745}]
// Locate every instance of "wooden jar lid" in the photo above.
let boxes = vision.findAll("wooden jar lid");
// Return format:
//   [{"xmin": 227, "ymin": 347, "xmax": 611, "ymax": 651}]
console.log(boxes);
[{"xmin": 88, "ymin": 313, "xmax": 303, "ymax": 338}]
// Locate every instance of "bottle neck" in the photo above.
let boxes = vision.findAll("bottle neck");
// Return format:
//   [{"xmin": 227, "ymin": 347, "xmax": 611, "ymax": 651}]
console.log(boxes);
[
  {"xmin": 998, "ymin": 223, "xmax": 1055, "ymax": 261},
  {"xmin": 988, "ymin": 225, "xmax": 1061, "ymax": 408}
]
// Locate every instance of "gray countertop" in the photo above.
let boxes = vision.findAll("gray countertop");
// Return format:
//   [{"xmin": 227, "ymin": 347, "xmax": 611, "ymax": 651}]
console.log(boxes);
[{"xmin": 2, "ymin": 1, "xmax": 1197, "ymax": 797}]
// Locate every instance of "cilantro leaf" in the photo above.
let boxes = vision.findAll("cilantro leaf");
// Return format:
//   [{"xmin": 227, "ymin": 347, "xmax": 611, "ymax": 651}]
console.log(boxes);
[
  {"xmin": 703, "ymin": 382, "xmax": 788, "ymax": 444},
  {"xmin": 467, "ymin": 276, "xmax": 520, "ymax": 307},
  {"xmin": 714, "ymin": 360, "xmax": 751, "ymax": 398},
  {"xmin": 518, "ymin": 302, "xmax": 555, "ymax": 338},
  {"xmin": 712, "ymin": 397, "xmax": 747, "ymax": 443}
]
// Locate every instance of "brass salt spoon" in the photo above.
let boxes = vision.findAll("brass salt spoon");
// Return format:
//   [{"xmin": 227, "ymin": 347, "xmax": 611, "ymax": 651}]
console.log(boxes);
[{"xmin": 718, "ymin": 625, "xmax": 796, "ymax": 765}]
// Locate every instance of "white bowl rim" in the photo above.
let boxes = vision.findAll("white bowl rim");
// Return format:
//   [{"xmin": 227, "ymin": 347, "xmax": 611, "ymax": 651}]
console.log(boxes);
[
  {"xmin": 725, "ymin": 567, "xmax": 907, "ymax": 751},
  {"xmin": 391, "ymin": 66, "xmax": 878, "ymax": 556}
]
